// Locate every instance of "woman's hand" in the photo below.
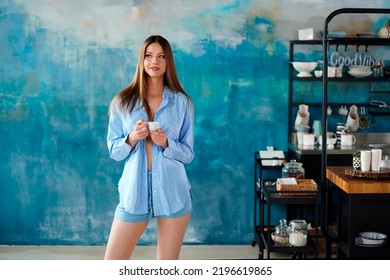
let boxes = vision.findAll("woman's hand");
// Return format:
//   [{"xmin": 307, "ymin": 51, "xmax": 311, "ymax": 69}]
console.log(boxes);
[
  {"xmin": 149, "ymin": 128, "xmax": 168, "ymax": 149},
  {"xmin": 127, "ymin": 119, "xmax": 149, "ymax": 145}
]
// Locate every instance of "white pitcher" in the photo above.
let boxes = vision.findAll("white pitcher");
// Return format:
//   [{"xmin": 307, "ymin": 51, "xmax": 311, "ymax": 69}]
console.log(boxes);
[
  {"xmin": 295, "ymin": 104, "xmax": 310, "ymax": 128},
  {"xmin": 346, "ymin": 105, "xmax": 359, "ymax": 132}
]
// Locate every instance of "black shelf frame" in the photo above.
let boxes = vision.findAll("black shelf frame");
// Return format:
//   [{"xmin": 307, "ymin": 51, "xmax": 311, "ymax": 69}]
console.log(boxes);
[
  {"xmin": 253, "ymin": 152, "xmax": 319, "ymax": 259},
  {"xmin": 321, "ymin": 8, "xmax": 390, "ymax": 259}
]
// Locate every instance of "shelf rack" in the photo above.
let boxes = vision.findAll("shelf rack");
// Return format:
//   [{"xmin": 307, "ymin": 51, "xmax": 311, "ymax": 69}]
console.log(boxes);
[{"xmin": 321, "ymin": 8, "xmax": 390, "ymax": 259}]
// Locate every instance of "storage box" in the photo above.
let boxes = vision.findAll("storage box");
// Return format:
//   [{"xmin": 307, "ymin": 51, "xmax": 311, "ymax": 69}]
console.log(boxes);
[
  {"xmin": 276, "ymin": 178, "xmax": 317, "ymax": 195},
  {"xmin": 298, "ymin": 28, "xmax": 314, "ymax": 40}
]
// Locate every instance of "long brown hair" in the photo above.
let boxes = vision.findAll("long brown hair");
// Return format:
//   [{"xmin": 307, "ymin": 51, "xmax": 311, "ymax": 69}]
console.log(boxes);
[{"xmin": 109, "ymin": 35, "xmax": 189, "ymax": 116}]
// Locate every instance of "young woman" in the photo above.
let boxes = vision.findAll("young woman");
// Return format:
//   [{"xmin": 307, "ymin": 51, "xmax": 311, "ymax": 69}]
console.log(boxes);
[{"xmin": 104, "ymin": 35, "xmax": 194, "ymax": 260}]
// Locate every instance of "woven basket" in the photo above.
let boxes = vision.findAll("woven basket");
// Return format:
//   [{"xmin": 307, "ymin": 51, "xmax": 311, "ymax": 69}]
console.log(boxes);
[{"xmin": 276, "ymin": 179, "xmax": 317, "ymax": 196}]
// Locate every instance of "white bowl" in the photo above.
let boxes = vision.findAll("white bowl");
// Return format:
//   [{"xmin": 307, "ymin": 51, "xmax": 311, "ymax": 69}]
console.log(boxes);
[
  {"xmin": 291, "ymin": 62, "xmax": 318, "ymax": 77},
  {"xmin": 348, "ymin": 71, "xmax": 372, "ymax": 78},
  {"xmin": 359, "ymin": 232, "xmax": 387, "ymax": 245},
  {"xmin": 349, "ymin": 65, "xmax": 371, "ymax": 72}
]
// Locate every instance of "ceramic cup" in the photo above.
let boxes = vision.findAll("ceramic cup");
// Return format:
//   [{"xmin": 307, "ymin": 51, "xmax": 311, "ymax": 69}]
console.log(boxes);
[
  {"xmin": 314, "ymin": 70, "xmax": 323, "ymax": 78},
  {"xmin": 148, "ymin": 121, "xmax": 160, "ymax": 131},
  {"xmin": 360, "ymin": 150, "xmax": 372, "ymax": 172},
  {"xmin": 341, "ymin": 134, "xmax": 356, "ymax": 146},
  {"xmin": 371, "ymin": 149, "xmax": 382, "ymax": 172},
  {"xmin": 303, "ymin": 133, "xmax": 318, "ymax": 146},
  {"xmin": 328, "ymin": 66, "xmax": 336, "ymax": 78},
  {"xmin": 338, "ymin": 105, "xmax": 348, "ymax": 116}
]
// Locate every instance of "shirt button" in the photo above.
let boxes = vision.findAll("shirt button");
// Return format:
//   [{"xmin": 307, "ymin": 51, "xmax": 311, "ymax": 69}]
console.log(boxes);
[{"xmin": 154, "ymin": 173, "xmax": 157, "ymax": 176}]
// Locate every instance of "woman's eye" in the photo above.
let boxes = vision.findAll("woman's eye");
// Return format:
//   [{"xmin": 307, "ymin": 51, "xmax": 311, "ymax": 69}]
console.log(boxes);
[{"xmin": 159, "ymin": 55, "xmax": 165, "ymax": 59}]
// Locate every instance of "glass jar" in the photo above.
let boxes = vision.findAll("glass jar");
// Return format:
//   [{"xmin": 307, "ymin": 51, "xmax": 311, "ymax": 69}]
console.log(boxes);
[
  {"xmin": 274, "ymin": 219, "xmax": 290, "ymax": 247},
  {"xmin": 289, "ymin": 219, "xmax": 308, "ymax": 247},
  {"xmin": 282, "ymin": 159, "xmax": 305, "ymax": 179}
]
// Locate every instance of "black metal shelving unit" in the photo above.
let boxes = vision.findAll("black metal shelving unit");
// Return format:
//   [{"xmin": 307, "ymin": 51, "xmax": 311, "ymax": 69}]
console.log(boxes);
[
  {"xmin": 252, "ymin": 152, "xmax": 319, "ymax": 259},
  {"xmin": 321, "ymin": 8, "xmax": 390, "ymax": 259},
  {"xmin": 287, "ymin": 8, "xmax": 390, "ymax": 259},
  {"xmin": 288, "ymin": 40, "xmax": 390, "ymax": 143}
]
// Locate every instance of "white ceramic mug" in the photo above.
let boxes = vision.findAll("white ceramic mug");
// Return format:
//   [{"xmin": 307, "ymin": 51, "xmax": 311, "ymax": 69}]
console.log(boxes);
[
  {"xmin": 360, "ymin": 150, "xmax": 372, "ymax": 172},
  {"xmin": 148, "ymin": 121, "xmax": 160, "ymax": 131},
  {"xmin": 341, "ymin": 134, "xmax": 356, "ymax": 146},
  {"xmin": 303, "ymin": 133, "xmax": 318, "ymax": 146}
]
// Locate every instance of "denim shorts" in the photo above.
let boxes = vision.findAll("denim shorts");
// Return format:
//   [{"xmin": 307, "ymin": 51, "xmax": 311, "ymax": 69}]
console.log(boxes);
[{"xmin": 115, "ymin": 171, "xmax": 192, "ymax": 223}]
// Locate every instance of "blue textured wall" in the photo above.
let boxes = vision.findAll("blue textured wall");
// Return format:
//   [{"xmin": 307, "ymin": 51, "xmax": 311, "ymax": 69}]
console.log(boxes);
[{"xmin": 1, "ymin": 0, "xmax": 390, "ymax": 245}]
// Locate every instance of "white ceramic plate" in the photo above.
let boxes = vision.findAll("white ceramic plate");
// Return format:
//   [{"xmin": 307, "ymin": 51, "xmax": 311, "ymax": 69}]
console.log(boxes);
[
  {"xmin": 348, "ymin": 71, "xmax": 372, "ymax": 78},
  {"xmin": 367, "ymin": 144, "xmax": 390, "ymax": 149}
]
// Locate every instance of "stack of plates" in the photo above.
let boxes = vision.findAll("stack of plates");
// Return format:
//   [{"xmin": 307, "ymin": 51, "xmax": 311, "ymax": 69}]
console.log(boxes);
[{"xmin": 348, "ymin": 65, "xmax": 372, "ymax": 78}]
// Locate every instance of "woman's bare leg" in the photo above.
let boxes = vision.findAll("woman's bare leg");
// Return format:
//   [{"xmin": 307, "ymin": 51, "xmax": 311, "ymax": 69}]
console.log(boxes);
[
  {"xmin": 104, "ymin": 218, "xmax": 149, "ymax": 260},
  {"xmin": 156, "ymin": 214, "xmax": 191, "ymax": 260}
]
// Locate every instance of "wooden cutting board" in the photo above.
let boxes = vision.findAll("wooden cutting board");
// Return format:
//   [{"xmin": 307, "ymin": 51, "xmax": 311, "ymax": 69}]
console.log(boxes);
[{"xmin": 345, "ymin": 167, "xmax": 390, "ymax": 179}]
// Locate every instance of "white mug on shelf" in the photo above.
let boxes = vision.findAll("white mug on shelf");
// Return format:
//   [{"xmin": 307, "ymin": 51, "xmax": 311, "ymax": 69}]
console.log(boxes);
[
  {"xmin": 341, "ymin": 134, "xmax": 356, "ymax": 146},
  {"xmin": 303, "ymin": 133, "xmax": 318, "ymax": 146}
]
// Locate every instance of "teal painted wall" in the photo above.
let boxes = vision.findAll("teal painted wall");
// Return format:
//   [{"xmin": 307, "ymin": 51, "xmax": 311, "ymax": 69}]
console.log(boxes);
[{"xmin": 1, "ymin": 0, "xmax": 390, "ymax": 245}]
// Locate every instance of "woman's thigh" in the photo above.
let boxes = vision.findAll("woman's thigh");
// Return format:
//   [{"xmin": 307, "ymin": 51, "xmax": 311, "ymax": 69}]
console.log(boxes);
[
  {"xmin": 156, "ymin": 213, "xmax": 191, "ymax": 260},
  {"xmin": 104, "ymin": 218, "xmax": 149, "ymax": 260}
]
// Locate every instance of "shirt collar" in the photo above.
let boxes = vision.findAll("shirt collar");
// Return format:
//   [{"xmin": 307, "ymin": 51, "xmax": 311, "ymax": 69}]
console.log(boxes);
[{"xmin": 162, "ymin": 86, "xmax": 175, "ymax": 100}]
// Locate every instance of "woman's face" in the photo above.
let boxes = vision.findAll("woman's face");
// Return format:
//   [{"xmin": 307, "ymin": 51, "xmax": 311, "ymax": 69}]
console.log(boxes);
[{"xmin": 144, "ymin": 42, "xmax": 167, "ymax": 79}]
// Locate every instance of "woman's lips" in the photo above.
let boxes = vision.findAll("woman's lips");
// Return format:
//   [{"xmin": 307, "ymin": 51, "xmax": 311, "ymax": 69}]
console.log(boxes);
[{"xmin": 150, "ymin": 67, "xmax": 160, "ymax": 71}]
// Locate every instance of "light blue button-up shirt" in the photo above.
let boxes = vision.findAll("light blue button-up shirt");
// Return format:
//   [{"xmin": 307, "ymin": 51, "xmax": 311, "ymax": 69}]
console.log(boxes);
[{"xmin": 107, "ymin": 86, "xmax": 195, "ymax": 216}]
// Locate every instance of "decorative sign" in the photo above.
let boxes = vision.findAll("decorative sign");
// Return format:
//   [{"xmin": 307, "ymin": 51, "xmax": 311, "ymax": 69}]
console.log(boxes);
[{"xmin": 330, "ymin": 51, "xmax": 375, "ymax": 67}]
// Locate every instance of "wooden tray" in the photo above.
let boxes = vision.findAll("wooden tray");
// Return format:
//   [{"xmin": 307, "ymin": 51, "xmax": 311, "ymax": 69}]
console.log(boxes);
[{"xmin": 345, "ymin": 167, "xmax": 390, "ymax": 180}]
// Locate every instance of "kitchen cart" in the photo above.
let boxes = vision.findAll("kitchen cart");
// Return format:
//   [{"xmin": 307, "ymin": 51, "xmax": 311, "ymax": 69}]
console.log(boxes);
[{"xmin": 252, "ymin": 152, "xmax": 319, "ymax": 259}]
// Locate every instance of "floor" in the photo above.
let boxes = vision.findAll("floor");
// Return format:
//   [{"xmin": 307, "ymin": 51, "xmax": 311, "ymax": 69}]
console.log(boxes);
[{"xmin": 0, "ymin": 245, "xmax": 295, "ymax": 260}]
